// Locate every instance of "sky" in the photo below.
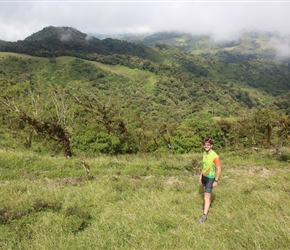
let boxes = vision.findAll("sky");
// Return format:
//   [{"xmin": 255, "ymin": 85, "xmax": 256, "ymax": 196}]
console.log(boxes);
[{"xmin": 0, "ymin": 0, "xmax": 290, "ymax": 42}]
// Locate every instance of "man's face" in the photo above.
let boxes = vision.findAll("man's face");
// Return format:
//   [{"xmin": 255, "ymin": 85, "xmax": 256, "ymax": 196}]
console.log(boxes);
[{"xmin": 204, "ymin": 142, "xmax": 212, "ymax": 152}]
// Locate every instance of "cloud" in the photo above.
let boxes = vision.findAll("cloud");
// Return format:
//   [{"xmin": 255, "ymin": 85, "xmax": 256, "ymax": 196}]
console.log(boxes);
[
  {"xmin": 0, "ymin": 1, "xmax": 290, "ymax": 42},
  {"xmin": 59, "ymin": 31, "xmax": 72, "ymax": 42},
  {"xmin": 270, "ymin": 35, "xmax": 290, "ymax": 60}
]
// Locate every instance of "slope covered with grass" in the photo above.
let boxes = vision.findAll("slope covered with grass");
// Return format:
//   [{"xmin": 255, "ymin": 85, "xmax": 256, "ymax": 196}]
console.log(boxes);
[{"xmin": 0, "ymin": 149, "xmax": 289, "ymax": 249}]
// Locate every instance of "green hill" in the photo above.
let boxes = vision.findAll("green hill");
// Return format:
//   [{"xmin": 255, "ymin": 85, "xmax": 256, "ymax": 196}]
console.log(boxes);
[
  {"xmin": 0, "ymin": 26, "xmax": 157, "ymax": 60},
  {"xmin": 0, "ymin": 26, "xmax": 290, "ymax": 155},
  {"xmin": 124, "ymin": 31, "xmax": 286, "ymax": 63}
]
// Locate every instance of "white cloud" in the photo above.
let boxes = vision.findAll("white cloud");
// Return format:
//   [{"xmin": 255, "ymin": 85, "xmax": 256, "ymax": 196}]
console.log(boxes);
[
  {"xmin": 270, "ymin": 35, "xmax": 290, "ymax": 59},
  {"xmin": 0, "ymin": 2, "xmax": 290, "ymax": 41}
]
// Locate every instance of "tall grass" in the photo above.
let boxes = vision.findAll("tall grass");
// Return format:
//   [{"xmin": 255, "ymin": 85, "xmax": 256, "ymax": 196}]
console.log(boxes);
[{"xmin": 0, "ymin": 149, "xmax": 289, "ymax": 249}]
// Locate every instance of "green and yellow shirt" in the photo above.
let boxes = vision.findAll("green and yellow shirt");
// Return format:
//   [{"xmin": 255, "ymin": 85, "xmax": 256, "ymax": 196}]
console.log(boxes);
[{"xmin": 202, "ymin": 150, "xmax": 220, "ymax": 178}]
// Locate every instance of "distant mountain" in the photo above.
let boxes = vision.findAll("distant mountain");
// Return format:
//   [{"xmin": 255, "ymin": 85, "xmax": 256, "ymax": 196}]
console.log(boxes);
[
  {"xmin": 1, "ymin": 27, "xmax": 287, "ymax": 64},
  {"xmin": 124, "ymin": 31, "xmax": 289, "ymax": 63},
  {"xmin": 124, "ymin": 32, "xmax": 217, "ymax": 49},
  {"xmin": 0, "ymin": 26, "xmax": 155, "ymax": 60}
]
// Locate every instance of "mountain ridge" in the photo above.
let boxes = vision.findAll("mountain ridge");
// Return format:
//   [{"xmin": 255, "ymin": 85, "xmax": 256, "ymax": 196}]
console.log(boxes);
[
  {"xmin": 0, "ymin": 26, "xmax": 290, "ymax": 114},
  {"xmin": 123, "ymin": 31, "xmax": 289, "ymax": 63},
  {"xmin": 0, "ymin": 26, "xmax": 156, "ymax": 60}
]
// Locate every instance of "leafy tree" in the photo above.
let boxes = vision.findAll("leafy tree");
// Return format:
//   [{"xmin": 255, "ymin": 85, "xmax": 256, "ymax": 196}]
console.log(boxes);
[
  {"xmin": 233, "ymin": 115, "xmax": 255, "ymax": 148},
  {"xmin": 1, "ymin": 82, "xmax": 74, "ymax": 157},
  {"xmin": 71, "ymin": 124, "xmax": 121, "ymax": 155},
  {"xmin": 277, "ymin": 116, "xmax": 290, "ymax": 146},
  {"xmin": 171, "ymin": 125, "xmax": 201, "ymax": 153},
  {"xmin": 252, "ymin": 108, "xmax": 280, "ymax": 147},
  {"xmin": 70, "ymin": 89, "xmax": 137, "ymax": 154},
  {"xmin": 215, "ymin": 118, "xmax": 234, "ymax": 148}
]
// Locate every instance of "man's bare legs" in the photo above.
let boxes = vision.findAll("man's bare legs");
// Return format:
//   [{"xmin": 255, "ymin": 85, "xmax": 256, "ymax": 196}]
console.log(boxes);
[
  {"xmin": 203, "ymin": 192, "xmax": 211, "ymax": 215},
  {"xmin": 199, "ymin": 192, "xmax": 211, "ymax": 223}
]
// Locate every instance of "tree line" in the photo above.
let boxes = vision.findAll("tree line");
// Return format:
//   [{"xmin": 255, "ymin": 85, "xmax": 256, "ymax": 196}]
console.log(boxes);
[{"xmin": 1, "ymin": 81, "xmax": 289, "ymax": 157}]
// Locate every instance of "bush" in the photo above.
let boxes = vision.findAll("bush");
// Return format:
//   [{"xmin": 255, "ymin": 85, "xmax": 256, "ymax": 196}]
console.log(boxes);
[
  {"xmin": 71, "ymin": 128, "xmax": 121, "ymax": 155},
  {"xmin": 277, "ymin": 147, "xmax": 290, "ymax": 162}
]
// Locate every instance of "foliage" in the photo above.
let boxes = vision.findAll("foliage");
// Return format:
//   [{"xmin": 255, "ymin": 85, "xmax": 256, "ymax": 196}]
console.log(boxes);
[
  {"xmin": 71, "ymin": 124, "xmax": 122, "ymax": 155},
  {"xmin": 1, "ymin": 56, "xmax": 289, "ymax": 155},
  {"xmin": 1, "ymin": 27, "xmax": 290, "ymax": 156}
]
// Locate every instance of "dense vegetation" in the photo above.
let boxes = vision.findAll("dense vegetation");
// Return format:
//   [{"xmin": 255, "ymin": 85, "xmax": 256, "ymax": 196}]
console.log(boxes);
[
  {"xmin": 124, "ymin": 31, "xmax": 284, "ymax": 62},
  {"xmin": 0, "ymin": 26, "xmax": 290, "ymax": 157}
]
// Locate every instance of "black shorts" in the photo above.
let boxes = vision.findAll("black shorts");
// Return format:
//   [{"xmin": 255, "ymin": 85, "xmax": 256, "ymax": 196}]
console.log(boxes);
[{"xmin": 201, "ymin": 175, "xmax": 215, "ymax": 194}]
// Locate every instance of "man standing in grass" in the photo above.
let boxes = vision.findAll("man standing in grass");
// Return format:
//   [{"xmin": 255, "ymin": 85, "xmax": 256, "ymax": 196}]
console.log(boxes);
[{"xmin": 198, "ymin": 138, "xmax": 222, "ymax": 223}]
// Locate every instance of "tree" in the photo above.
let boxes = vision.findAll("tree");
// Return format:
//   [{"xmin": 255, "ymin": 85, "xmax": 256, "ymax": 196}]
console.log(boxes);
[
  {"xmin": 2, "ymin": 82, "xmax": 74, "ymax": 157},
  {"xmin": 18, "ymin": 111, "xmax": 72, "ymax": 157},
  {"xmin": 253, "ymin": 108, "xmax": 279, "ymax": 147},
  {"xmin": 277, "ymin": 116, "xmax": 290, "ymax": 146},
  {"xmin": 70, "ymin": 89, "xmax": 137, "ymax": 154},
  {"xmin": 216, "ymin": 118, "xmax": 233, "ymax": 148}
]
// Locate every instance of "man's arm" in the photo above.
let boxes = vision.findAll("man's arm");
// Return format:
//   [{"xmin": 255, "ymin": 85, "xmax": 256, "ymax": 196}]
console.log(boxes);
[
  {"xmin": 213, "ymin": 158, "xmax": 221, "ymax": 187},
  {"xmin": 199, "ymin": 173, "xmax": 202, "ymax": 183},
  {"xmin": 215, "ymin": 165, "xmax": 221, "ymax": 181}
]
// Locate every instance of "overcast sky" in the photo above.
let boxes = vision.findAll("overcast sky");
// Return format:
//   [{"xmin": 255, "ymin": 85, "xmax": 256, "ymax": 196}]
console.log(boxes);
[{"xmin": 1, "ymin": 1, "xmax": 290, "ymax": 42}]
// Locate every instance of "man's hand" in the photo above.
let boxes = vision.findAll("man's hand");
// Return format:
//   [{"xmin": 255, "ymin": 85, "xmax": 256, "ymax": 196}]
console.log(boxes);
[{"xmin": 213, "ymin": 181, "xmax": 218, "ymax": 188}]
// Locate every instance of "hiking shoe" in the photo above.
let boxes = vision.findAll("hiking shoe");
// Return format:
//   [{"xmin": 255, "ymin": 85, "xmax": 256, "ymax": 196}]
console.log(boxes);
[{"xmin": 198, "ymin": 214, "xmax": 207, "ymax": 223}]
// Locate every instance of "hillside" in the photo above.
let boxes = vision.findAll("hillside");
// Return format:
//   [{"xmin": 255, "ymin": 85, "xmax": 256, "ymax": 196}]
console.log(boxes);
[
  {"xmin": 0, "ymin": 26, "xmax": 157, "ymax": 61},
  {"xmin": 124, "ymin": 31, "xmax": 289, "ymax": 63},
  {"xmin": 0, "ymin": 26, "xmax": 290, "ymax": 155},
  {"xmin": 0, "ymin": 150, "xmax": 289, "ymax": 249},
  {"xmin": 1, "ymin": 26, "xmax": 289, "ymax": 100}
]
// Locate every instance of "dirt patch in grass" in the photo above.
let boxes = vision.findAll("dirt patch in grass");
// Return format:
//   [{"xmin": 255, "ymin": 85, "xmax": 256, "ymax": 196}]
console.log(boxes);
[
  {"xmin": 166, "ymin": 176, "xmax": 185, "ymax": 186},
  {"xmin": 227, "ymin": 166, "xmax": 272, "ymax": 177},
  {"xmin": 44, "ymin": 177, "xmax": 89, "ymax": 186}
]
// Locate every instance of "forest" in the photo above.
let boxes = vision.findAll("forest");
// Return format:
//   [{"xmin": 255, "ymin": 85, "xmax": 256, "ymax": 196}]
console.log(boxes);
[{"xmin": 0, "ymin": 26, "xmax": 290, "ymax": 157}]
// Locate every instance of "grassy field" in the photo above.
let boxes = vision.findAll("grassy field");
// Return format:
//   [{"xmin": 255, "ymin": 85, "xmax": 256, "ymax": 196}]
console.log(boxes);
[{"xmin": 0, "ymin": 149, "xmax": 289, "ymax": 249}]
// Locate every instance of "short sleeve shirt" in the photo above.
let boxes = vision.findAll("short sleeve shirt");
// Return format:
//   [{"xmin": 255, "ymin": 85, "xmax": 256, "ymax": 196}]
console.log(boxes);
[{"xmin": 202, "ymin": 150, "xmax": 220, "ymax": 178}]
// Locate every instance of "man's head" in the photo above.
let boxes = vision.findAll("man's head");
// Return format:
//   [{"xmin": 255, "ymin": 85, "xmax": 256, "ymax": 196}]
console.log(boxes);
[{"xmin": 203, "ymin": 138, "xmax": 213, "ymax": 152}]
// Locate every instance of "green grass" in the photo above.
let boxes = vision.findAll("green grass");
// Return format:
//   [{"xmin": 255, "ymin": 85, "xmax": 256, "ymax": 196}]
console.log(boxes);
[
  {"xmin": 89, "ymin": 60, "xmax": 158, "ymax": 94},
  {"xmin": 52, "ymin": 55, "xmax": 158, "ymax": 94},
  {"xmin": 0, "ymin": 149, "xmax": 289, "ymax": 249}
]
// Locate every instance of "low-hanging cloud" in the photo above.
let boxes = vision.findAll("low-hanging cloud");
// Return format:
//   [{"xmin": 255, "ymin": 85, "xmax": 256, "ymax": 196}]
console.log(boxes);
[
  {"xmin": 59, "ymin": 31, "xmax": 73, "ymax": 42},
  {"xmin": 270, "ymin": 35, "xmax": 290, "ymax": 60},
  {"xmin": 0, "ymin": 1, "xmax": 290, "ymax": 43}
]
